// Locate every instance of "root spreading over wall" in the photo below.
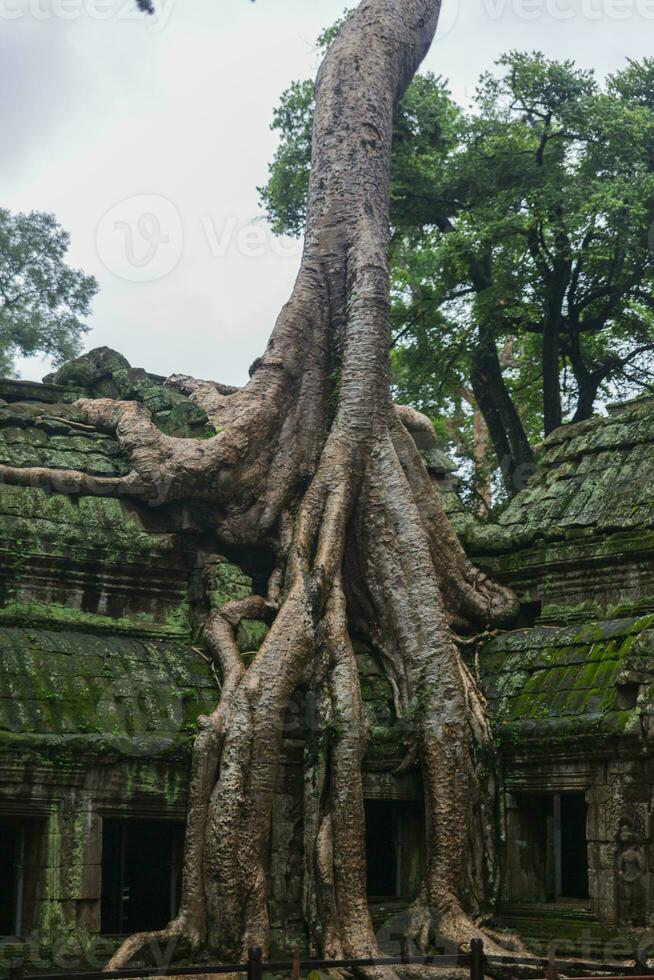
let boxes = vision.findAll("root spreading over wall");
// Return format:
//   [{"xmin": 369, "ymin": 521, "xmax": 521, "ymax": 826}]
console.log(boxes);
[{"xmin": 1, "ymin": 0, "xmax": 519, "ymax": 970}]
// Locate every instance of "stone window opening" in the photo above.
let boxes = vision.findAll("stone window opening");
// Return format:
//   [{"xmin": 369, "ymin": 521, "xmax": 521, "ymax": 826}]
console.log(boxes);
[
  {"xmin": 616, "ymin": 681, "xmax": 640, "ymax": 710},
  {"xmin": 100, "ymin": 818, "xmax": 185, "ymax": 936},
  {"xmin": 516, "ymin": 600, "xmax": 542, "ymax": 629},
  {"xmin": 507, "ymin": 792, "xmax": 589, "ymax": 905},
  {"xmin": 364, "ymin": 800, "xmax": 424, "ymax": 903}
]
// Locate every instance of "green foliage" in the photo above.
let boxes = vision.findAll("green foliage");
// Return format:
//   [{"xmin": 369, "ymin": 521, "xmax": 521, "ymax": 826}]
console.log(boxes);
[
  {"xmin": 316, "ymin": 7, "xmax": 354, "ymax": 50},
  {"xmin": 259, "ymin": 80, "xmax": 314, "ymax": 237},
  {"xmin": 261, "ymin": 41, "xmax": 654, "ymax": 507},
  {"xmin": 0, "ymin": 209, "xmax": 97, "ymax": 377}
]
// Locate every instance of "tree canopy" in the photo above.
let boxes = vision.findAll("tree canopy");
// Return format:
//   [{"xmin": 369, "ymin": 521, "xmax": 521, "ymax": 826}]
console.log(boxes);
[
  {"xmin": 261, "ymin": 43, "xmax": 654, "ymax": 506},
  {"xmin": 0, "ymin": 209, "xmax": 97, "ymax": 378}
]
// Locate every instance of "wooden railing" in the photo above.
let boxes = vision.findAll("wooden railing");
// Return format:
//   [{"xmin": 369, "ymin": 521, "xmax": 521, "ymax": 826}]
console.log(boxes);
[{"xmin": 6, "ymin": 938, "xmax": 653, "ymax": 980}]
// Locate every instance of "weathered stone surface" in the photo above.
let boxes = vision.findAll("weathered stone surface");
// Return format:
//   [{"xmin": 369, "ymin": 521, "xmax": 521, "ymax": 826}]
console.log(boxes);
[
  {"xmin": 0, "ymin": 626, "xmax": 218, "ymax": 759},
  {"xmin": 1, "ymin": 354, "xmax": 653, "ymax": 968},
  {"xmin": 480, "ymin": 615, "xmax": 654, "ymax": 746},
  {"xmin": 463, "ymin": 397, "xmax": 654, "ymax": 624},
  {"xmin": 472, "ymin": 400, "xmax": 654, "ymax": 949}
]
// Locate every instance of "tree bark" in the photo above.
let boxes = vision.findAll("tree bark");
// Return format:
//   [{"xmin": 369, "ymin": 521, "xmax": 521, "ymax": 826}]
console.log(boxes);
[
  {"xmin": 571, "ymin": 368, "xmax": 600, "ymax": 423},
  {"xmin": 472, "ymin": 407, "xmax": 492, "ymax": 513},
  {"xmin": 2, "ymin": 0, "xmax": 520, "ymax": 967},
  {"xmin": 542, "ymin": 312, "xmax": 562, "ymax": 436},
  {"xmin": 470, "ymin": 328, "xmax": 534, "ymax": 498},
  {"xmin": 540, "ymin": 246, "xmax": 570, "ymax": 437},
  {"xmin": 428, "ymin": 225, "xmax": 535, "ymax": 498},
  {"xmin": 566, "ymin": 327, "xmax": 601, "ymax": 423}
]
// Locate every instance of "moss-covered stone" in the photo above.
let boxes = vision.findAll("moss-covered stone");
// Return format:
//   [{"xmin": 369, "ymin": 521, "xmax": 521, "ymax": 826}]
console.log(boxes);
[
  {"xmin": 0, "ymin": 626, "xmax": 217, "ymax": 760},
  {"xmin": 208, "ymin": 560, "xmax": 254, "ymax": 609},
  {"xmin": 236, "ymin": 618, "xmax": 269, "ymax": 654},
  {"xmin": 480, "ymin": 614, "xmax": 654, "ymax": 746}
]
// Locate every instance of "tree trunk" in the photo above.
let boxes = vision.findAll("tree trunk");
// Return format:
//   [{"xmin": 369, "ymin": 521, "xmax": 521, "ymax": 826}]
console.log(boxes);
[
  {"xmin": 567, "ymin": 328, "xmax": 601, "ymax": 423},
  {"xmin": 2, "ymin": 0, "xmax": 519, "ymax": 967},
  {"xmin": 470, "ymin": 328, "xmax": 534, "ymax": 498},
  {"xmin": 542, "ymin": 318, "xmax": 562, "ymax": 435},
  {"xmin": 472, "ymin": 407, "xmax": 492, "ymax": 514},
  {"xmin": 426, "ymin": 222, "xmax": 534, "ymax": 499},
  {"xmin": 542, "ymin": 279, "xmax": 569, "ymax": 436},
  {"xmin": 571, "ymin": 372, "xmax": 600, "ymax": 423}
]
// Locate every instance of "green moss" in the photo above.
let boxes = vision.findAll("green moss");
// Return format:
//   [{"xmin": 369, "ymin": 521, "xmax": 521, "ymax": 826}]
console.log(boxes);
[
  {"xmin": 164, "ymin": 600, "xmax": 191, "ymax": 633},
  {"xmin": 480, "ymin": 614, "xmax": 654, "ymax": 747},
  {"xmin": 209, "ymin": 560, "xmax": 254, "ymax": 609},
  {"xmin": 364, "ymin": 723, "xmax": 412, "ymax": 763},
  {"xmin": 0, "ymin": 600, "xmax": 188, "ymax": 636},
  {"xmin": 0, "ymin": 626, "xmax": 217, "ymax": 761},
  {"xmin": 540, "ymin": 600, "xmax": 605, "ymax": 624},
  {"xmin": 0, "ymin": 484, "xmax": 172, "ymax": 558},
  {"xmin": 236, "ymin": 619, "xmax": 269, "ymax": 654}
]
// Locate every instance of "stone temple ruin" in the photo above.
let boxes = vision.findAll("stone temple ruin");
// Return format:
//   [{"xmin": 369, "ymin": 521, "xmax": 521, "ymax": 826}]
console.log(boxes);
[{"xmin": 1, "ymin": 348, "xmax": 654, "ymax": 972}]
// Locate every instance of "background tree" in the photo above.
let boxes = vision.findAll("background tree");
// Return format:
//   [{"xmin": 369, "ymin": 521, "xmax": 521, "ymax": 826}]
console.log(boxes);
[
  {"xmin": 0, "ymin": 209, "xmax": 97, "ymax": 377},
  {"xmin": 261, "ymin": 47, "xmax": 654, "ymax": 501},
  {"xmin": 1, "ymin": 0, "xmax": 519, "ymax": 966}
]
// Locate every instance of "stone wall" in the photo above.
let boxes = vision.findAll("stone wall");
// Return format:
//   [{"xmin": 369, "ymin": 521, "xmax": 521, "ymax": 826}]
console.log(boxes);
[
  {"xmin": 0, "ymin": 364, "xmax": 422, "ymax": 971},
  {"xmin": 461, "ymin": 396, "xmax": 654, "ymax": 626},
  {"xmin": 0, "ymin": 755, "xmax": 190, "ymax": 973},
  {"xmin": 2, "ymin": 356, "xmax": 654, "ymax": 970}
]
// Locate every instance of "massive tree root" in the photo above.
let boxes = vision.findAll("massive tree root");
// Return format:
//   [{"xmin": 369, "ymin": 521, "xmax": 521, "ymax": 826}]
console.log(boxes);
[{"xmin": 4, "ymin": 0, "xmax": 521, "ymax": 970}]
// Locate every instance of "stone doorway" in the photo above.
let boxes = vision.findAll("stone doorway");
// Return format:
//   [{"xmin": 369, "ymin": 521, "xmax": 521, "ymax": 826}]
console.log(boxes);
[
  {"xmin": 100, "ymin": 817, "xmax": 185, "ymax": 935},
  {"xmin": 560, "ymin": 794, "xmax": 589, "ymax": 900},
  {"xmin": 364, "ymin": 800, "xmax": 424, "ymax": 902},
  {"xmin": 0, "ymin": 818, "xmax": 24, "ymax": 937},
  {"xmin": 507, "ymin": 793, "xmax": 589, "ymax": 904},
  {"xmin": 0, "ymin": 815, "xmax": 43, "ymax": 938}
]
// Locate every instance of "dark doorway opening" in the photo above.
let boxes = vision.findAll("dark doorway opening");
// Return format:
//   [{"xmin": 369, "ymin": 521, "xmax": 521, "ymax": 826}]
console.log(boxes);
[
  {"xmin": 507, "ymin": 793, "xmax": 588, "ymax": 904},
  {"xmin": 100, "ymin": 818, "xmax": 185, "ymax": 935},
  {"xmin": 0, "ymin": 818, "xmax": 23, "ymax": 936},
  {"xmin": 364, "ymin": 801, "xmax": 424, "ymax": 902},
  {"xmin": 365, "ymin": 801, "xmax": 397, "ymax": 898},
  {"xmin": 560, "ymin": 794, "xmax": 589, "ymax": 900}
]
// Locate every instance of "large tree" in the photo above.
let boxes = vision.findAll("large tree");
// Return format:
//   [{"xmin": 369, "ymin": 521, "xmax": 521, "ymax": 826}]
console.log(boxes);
[
  {"xmin": 2, "ymin": 1, "xmax": 518, "ymax": 965},
  {"xmin": 0, "ymin": 209, "xmax": 97, "ymax": 377},
  {"xmin": 262, "ymin": 50, "xmax": 654, "ymax": 498}
]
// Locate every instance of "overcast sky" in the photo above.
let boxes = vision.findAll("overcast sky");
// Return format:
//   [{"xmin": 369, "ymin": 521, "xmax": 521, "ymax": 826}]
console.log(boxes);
[{"xmin": 4, "ymin": 0, "xmax": 653, "ymax": 384}]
